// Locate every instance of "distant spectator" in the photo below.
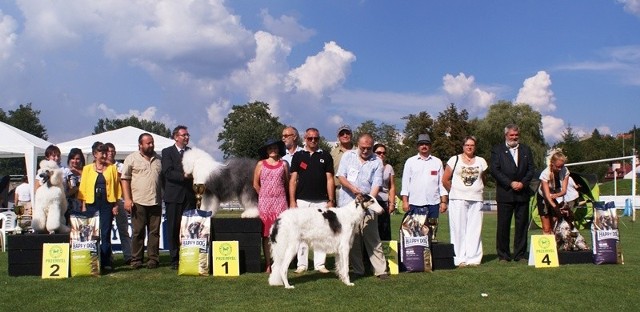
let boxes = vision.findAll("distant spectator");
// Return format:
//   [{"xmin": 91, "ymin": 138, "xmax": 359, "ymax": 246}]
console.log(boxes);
[{"xmin": 14, "ymin": 176, "xmax": 32, "ymax": 216}]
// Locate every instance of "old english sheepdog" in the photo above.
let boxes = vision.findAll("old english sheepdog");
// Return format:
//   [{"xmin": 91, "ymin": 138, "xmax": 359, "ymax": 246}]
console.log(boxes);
[
  {"xmin": 268, "ymin": 194, "xmax": 384, "ymax": 289},
  {"xmin": 32, "ymin": 159, "xmax": 70, "ymax": 234},
  {"xmin": 182, "ymin": 147, "xmax": 259, "ymax": 218}
]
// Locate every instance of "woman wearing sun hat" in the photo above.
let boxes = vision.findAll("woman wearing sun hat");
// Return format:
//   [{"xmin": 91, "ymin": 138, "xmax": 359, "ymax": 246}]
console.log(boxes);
[{"xmin": 253, "ymin": 138, "xmax": 289, "ymax": 273}]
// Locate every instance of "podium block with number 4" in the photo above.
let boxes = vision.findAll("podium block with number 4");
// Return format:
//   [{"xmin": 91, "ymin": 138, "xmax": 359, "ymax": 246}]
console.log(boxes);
[
  {"xmin": 212, "ymin": 241, "xmax": 240, "ymax": 276},
  {"xmin": 529, "ymin": 235, "xmax": 559, "ymax": 268}
]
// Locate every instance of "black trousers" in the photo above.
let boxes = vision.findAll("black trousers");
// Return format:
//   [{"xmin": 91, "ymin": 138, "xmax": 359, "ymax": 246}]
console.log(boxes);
[
  {"xmin": 165, "ymin": 201, "xmax": 194, "ymax": 264},
  {"xmin": 496, "ymin": 201, "xmax": 529, "ymax": 261}
]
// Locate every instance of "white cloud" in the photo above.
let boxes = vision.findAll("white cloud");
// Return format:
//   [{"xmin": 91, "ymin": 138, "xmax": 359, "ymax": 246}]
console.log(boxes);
[
  {"xmin": 515, "ymin": 71, "xmax": 556, "ymax": 113},
  {"xmin": 285, "ymin": 41, "xmax": 356, "ymax": 97},
  {"xmin": 541, "ymin": 115, "xmax": 565, "ymax": 143},
  {"xmin": 229, "ymin": 31, "xmax": 291, "ymax": 113},
  {"xmin": 260, "ymin": 9, "xmax": 315, "ymax": 44},
  {"xmin": 0, "ymin": 10, "xmax": 18, "ymax": 61},
  {"xmin": 442, "ymin": 73, "xmax": 496, "ymax": 110},
  {"xmin": 618, "ymin": 0, "xmax": 640, "ymax": 17}
]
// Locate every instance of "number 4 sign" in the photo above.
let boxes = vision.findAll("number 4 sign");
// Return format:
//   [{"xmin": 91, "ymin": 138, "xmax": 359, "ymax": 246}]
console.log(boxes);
[
  {"xmin": 529, "ymin": 235, "xmax": 559, "ymax": 268},
  {"xmin": 212, "ymin": 241, "xmax": 240, "ymax": 276},
  {"xmin": 42, "ymin": 243, "xmax": 69, "ymax": 279}
]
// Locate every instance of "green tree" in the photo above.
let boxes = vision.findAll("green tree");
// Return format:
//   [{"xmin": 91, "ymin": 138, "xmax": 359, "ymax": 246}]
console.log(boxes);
[
  {"xmin": 93, "ymin": 116, "xmax": 171, "ymax": 137},
  {"xmin": 475, "ymin": 100, "xmax": 547, "ymax": 169},
  {"xmin": 353, "ymin": 120, "xmax": 402, "ymax": 167},
  {"xmin": 0, "ymin": 103, "xmax": 49, "ymax": 176},
  {"xmin": 431, "ymin": 103, "xmax": 471, "ymax": 161},
  {"xmin": 218, "ymin": 101, "xmax": 285, "ymax": 159},
  {"xmin": 0, "ymin": 103, "xmax": 48, "ymax": 140}
]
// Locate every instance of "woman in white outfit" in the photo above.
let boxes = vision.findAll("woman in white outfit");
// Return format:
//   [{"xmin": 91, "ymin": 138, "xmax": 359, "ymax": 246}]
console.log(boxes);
[{"xmin": 443, "ymin": 136, "xmax": 487, "ymax": 267}]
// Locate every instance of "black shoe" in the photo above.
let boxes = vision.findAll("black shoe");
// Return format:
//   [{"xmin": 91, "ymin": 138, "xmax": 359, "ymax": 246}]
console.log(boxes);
[
  {"xmin": 124, "ymin": 258, "xmax": 133, "ymax": 265},
  {"xmin": 171, "ymin": 262, "xmax": 179, "ymax": 270},
  {"xmin": 147, "ymin": 261, "xmax": 159, "ymax": 269}
]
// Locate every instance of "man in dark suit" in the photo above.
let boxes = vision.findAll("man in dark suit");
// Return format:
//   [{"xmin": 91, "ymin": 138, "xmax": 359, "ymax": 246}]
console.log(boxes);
[
  {"xmin": 162, "ymin": 125, "xmax": 196, "ymax": 269},
  {"xmin": 490, "ymin": 124, "xmax": 535, "ymax": 263}
]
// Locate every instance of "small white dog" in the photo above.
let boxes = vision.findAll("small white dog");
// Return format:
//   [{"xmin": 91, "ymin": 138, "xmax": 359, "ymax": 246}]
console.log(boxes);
[
  {"xmin": 181, "ymin": 147, "xmax": 259, "ymax": 218},
  {"xmin": 268, "ymin": 194, "xmax": 384, "ymax": 289},
  {"xmin": 32, "ymin": 159, "xmax": 69, "ymax": 234}
]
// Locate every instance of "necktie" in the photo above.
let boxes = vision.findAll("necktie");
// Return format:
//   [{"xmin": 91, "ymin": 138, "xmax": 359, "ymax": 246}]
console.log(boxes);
[{"xmin": 179, "ymin": 149, "xmax": 184, "ymax": 156}]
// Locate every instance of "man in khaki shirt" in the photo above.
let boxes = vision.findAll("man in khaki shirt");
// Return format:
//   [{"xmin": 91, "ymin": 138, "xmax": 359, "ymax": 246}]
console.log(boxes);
[{"xmin": 121, "ymin": 133, "xmax": 163, "ymax": 269}]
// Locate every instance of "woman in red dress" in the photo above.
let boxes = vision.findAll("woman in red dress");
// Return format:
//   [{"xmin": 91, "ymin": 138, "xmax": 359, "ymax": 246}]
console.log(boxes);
[{"xmin": 253, "ymin": 139, "xmax": 289, "ymax": 273}]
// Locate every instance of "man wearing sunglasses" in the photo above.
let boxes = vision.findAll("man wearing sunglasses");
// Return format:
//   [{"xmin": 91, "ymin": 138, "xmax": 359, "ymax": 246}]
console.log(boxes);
[{"xmin": 289, "ymin": 128, "xmax": 335, "ymax": 274}]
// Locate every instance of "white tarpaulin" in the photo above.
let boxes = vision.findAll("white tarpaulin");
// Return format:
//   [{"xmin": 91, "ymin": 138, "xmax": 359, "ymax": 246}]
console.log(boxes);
[
  {"xmin": 0, "ymin": 121, "xmax": 53, "ymax": 204},
  {"xmin": 56, "ymin": 126, "xmax": 175, "ymax": 161}
]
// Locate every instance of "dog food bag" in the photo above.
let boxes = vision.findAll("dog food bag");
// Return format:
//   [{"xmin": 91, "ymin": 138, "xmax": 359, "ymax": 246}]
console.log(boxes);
[
  {"xmin": 399, "ymin": 207, "xmax": 432, "ymax": 272},
  {"xmin": 591, "ymin": 201, "xmax": 621, "ymax": 265},
  {"xmin": 69, "ymin": 211, "xmax": 101, "ymax": 277},
  {"xmin": 178, "ymin": 209, "xmax": 212, "ymax": 276}
]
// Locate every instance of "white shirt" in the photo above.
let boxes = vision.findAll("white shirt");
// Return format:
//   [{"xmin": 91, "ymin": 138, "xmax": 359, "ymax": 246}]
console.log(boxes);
[
  {"xmin": 282, "ymin": 146, "xmax": 303, "ymax": 166},
  {"xmin": 15, "ymin": 183, "xmax": 31, "ymax": 201},
  {"xmin": 400, "ymin": 153, "xmax": 448, "ymax": 206},
  {"xmin": 564, "ymin": 176, "xmax": 580, "ymax": 202},
  {"xmin": 446, "ymin": 155, "xmax": 487, "ymax": 202}
]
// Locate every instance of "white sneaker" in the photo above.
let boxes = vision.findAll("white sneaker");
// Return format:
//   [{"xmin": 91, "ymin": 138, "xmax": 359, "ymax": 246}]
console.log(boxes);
[
  {"xmin": 294, "ymin": 266, "xmax": 307, "ymax": 274},
  {"xmin": 316, "ymin": 266, "xmax": 330, "ymax": 274}
]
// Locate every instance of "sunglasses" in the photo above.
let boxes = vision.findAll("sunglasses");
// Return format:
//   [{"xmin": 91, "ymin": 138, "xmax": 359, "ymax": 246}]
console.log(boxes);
[
  {"xmin": 306, "ymin": 137, "xmax": 319, "ymax": 142},
  {"xmin": 375, "ymin": 151, "xmax": 386, "ymax": 155}
]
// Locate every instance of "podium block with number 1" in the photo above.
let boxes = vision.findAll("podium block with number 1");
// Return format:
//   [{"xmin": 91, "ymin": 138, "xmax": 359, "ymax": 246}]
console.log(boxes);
[{"xmin": 212, "ymin": 241, "xmax": 240, "ymax": 276}]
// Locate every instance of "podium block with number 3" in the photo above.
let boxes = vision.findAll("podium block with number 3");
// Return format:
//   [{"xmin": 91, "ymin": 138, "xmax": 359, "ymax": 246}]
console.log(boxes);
[
  {"xmin": 212, "ymin": 241, "xmax": 240, "ymax": 276},
  {"xmin": 529, "ymin": 235, "xmax": 559, "ymax": 268},
  {"xmin": 42, "ymin": 243, "xmax": 69, "ymax": 279}
]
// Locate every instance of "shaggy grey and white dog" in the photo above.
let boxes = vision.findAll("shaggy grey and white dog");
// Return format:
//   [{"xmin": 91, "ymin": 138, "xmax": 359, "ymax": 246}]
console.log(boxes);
[{"xmin": 182, "ymin": 147, "xmax": 259, "ymax": 218}]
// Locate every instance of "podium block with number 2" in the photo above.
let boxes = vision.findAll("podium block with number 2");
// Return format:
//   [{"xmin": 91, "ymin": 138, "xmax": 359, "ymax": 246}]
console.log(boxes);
[
  {"xmin": 529, "ymin": 235, "xmax": 559, "ymax": 268},
  {"xmin": 42, "ymin": 243, "xmax": 69, "ymax": 279},
  {"xmin": 212, "ymin": 241, "xmax": 240, "ymax": 276}
]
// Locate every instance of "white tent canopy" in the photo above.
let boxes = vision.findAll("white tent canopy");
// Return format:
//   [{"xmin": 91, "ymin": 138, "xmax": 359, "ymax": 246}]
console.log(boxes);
[
  {"xmin": 56, "ymin": 126, "xmax": 175, "ymax": 161},
  {"xmin": 0, "ymin": 121, "xmax": 53, "ymax": 205}
]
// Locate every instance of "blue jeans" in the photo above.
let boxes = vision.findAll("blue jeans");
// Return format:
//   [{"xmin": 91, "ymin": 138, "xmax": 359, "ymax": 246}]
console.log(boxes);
[
  {"xmin": 86, "ymin": 201, "xmax": 114, "ymax": 267},
  {"xmin": 409, "ymin": 204, "xmax": 440, "ymax": 219}
]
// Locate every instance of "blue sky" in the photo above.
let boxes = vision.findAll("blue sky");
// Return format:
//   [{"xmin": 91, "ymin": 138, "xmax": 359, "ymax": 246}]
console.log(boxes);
[{"xmin": 1, "ymin": 0, "xmax": 639, "ymax": 158}]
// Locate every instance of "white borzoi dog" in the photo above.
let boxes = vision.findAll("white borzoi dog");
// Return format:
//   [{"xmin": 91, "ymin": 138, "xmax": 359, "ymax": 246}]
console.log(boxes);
[
  {"xmin": 182, "ymin": 147, "xmax": 259, "ymax": 218},
  {"xmin": 268, "ymin": 194, "xmax": 384, "ymax": 289}
]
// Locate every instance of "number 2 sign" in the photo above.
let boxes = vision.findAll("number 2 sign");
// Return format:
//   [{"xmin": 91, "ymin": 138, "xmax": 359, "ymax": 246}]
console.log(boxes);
[{"xmin": 42, "ymin": 243, "xmax": 69, "ymax": 279}]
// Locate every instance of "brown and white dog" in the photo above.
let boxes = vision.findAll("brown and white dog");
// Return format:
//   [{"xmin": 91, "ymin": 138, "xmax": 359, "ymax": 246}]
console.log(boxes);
[{"xmin": 268, "ymin": 194, "xmax": 384, "ymax": 289}]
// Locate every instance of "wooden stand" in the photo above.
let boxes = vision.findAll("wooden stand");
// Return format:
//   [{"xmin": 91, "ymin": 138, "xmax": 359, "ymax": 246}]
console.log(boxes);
[
  {"xmin": 7, "ymin": 234, "xmax": 70, "ymax": 276},
  {"xmin": 211, "ymin": 218, "xmax": 262, "ymax": 273}
]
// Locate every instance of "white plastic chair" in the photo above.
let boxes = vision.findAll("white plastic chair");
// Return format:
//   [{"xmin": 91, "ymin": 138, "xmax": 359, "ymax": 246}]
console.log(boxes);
[{"xmin": 0, "ymin": 211, "xmax": 18, "ymax": 252}]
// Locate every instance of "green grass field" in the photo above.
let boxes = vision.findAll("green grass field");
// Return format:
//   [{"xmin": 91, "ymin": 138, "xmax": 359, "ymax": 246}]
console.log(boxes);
[{"xmin": 1, "ymin": 211, "xmax": 638, "ymax": 311}]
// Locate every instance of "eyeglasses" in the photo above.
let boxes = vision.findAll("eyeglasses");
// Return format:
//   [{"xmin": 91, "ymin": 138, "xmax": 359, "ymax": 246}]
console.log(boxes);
[
  {"xmin": 306, "ymin": 137, "xmax": 319, "ymax": 142},
  {"xmin": 339, "ymin": 131, "xmax": 351, "ymax": 137},
  {"xmin": 282, "ymin": 134, "xmax": 295, "ymax": 138},
  {"xmin": 375, "ymin": 151, "xmax": 386, "ymax": 155},
  {"xmin": 178, "ymin": 133, "xmax": 190, "ymax": 138}
]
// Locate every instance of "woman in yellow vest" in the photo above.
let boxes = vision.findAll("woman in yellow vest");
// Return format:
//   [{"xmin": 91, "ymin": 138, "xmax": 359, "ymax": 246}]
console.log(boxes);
[{"xmin": 78, "ymin": 141, "xmax": 122, "ymax": 272}]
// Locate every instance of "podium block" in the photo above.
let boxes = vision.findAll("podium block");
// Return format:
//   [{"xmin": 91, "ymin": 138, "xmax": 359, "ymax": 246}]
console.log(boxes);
[
  {"xmin": 211, "ymin": 218, "xmax": 262, "ymax": 273},
  {"xmin": 7, "ymin": 234, "xmax": 70, "ymax": 276},
  {"xmin": 558, "ymin": 250, "xmax": 593, "ymax": 265},
  {"xmin": 431, "ymin": 243, "xmax": 456, "ymax": 270}
]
